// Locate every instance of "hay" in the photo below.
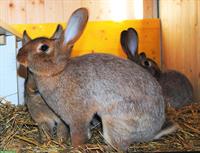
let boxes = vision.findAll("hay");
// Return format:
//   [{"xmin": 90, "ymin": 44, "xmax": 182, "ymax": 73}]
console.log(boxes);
[{"xmin": 0, "ymin": 98, "xmax": 200, "ymax": 153}]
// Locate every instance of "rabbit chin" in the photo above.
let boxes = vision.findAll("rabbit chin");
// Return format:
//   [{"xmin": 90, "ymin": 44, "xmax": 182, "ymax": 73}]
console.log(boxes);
[{"xmin": 28, "ymin": 66, "xmax": 65, "ymax": 77}]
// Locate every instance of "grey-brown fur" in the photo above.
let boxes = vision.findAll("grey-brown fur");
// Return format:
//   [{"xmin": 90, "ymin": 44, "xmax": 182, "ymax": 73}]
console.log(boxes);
[
  {"xmin": 31, "ymin": 53, "xmax": 165, "ymax": 150},
  {"xmin": 138, "ymin": 53, "xmax": 194, "ymax": 109},
  {"xmin": 121, "ymin": 27, "xmax": 194, "ymax": 109},
  {"xmin": 18, "ymin": 8, "xmax": 168, "ymax": 151},
  {"xmin": 158, "ymin": 70, "xmax": 194, "ymax": 108},
  {"xmin": 25, "ymin": 69, "xmax": 69, "ymax": 143}
]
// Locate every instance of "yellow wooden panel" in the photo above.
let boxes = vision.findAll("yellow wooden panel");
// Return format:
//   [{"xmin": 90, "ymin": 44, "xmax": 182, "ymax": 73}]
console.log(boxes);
[{"xmin": 11, "ymin": 19, "xmax": 161, "ymax": 65}]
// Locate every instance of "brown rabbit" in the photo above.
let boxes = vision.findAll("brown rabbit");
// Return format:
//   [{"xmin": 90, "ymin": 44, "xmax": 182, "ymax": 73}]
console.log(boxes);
[
  {"xmin": 17, "ymin": 8, "xmax": 176, "ymax": 151},
  {"xmin": 121, "ymin": 27, "xmax": 194, "ymax": 109},
  {"xmin": 25, "ymin": 69, "xmax": 69, "ymax": 143}
]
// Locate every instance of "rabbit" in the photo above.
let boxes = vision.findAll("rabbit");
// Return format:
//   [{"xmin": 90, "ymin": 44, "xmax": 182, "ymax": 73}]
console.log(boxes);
[
  {"xmin": 121, "ymin": 27, "xmax": 194, "ymax": 109},
  {"xmin": 139, "ymin": 54, "xmax": 194, "ymax": 109},
  {"xmin": 24, "ymin": 68, "xmax": 69, "ymax": 143},
  {"xmin": 17, "ymin": 8, "xmax": 177, "ymax": 151}
]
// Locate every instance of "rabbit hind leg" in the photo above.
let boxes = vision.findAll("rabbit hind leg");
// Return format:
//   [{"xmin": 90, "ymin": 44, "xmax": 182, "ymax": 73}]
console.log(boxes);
[
  {"xmin": 56, "ymin": 122, "xmax": 70, "ymax": 143},
  {"xmin": 101, "ymin": 115, "xmax": 132, "ymax": 152},
  {"xmin": 38, "ymin": 122, "xmax": 52, "ymax": 143}
]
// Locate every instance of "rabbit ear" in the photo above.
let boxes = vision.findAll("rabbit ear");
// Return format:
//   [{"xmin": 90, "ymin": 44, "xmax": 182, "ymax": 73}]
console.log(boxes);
[
  {"xmin": 51, "ymin": 24, "xmax": 64, "ymax": 39},
  {"xmin": 22, "ymin": 31, "xmax": 31, "ymax": 45},
  {"xmin": 120, "ymin": 30, "xmax": 127, "ymax": 51},
  {"xmin": 63, "ymin": 8, "xmax": 88, "ymax": 47},
  {"xmin": 120, "ymin": 30, "xmax": 131, "ymax": 57},
  {"xmin": 126, "ymin": 28, "xmax": 138, "ymax": 57}
]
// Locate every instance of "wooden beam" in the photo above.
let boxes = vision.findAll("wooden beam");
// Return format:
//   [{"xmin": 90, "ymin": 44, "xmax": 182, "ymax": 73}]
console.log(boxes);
[
  {"xmin": 0, "ymin": 35, "xmax": 6, "ymax": 45},
  {"xmin": 0, "ymin": 19, "xmax": 22, "ymax": 39},
  {"xmin": 143, "ymin": 0, "xmax": 158, "ymax": 18}
]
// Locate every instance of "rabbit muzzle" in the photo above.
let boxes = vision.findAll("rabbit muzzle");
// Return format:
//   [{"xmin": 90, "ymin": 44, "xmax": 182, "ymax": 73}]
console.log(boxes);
[{"xmin": 17, "ymin": 48, "xmax": 28, "ymax": 67}]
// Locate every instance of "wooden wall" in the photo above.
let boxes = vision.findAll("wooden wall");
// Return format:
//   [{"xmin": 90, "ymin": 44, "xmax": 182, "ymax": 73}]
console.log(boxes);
[
  {"xmin": 0, "ymin": 0, "xmax": 155, "ymax": 24},
  {"xmin": 160, "ymin": 0, "xmax": 200, "ymax": 101}
]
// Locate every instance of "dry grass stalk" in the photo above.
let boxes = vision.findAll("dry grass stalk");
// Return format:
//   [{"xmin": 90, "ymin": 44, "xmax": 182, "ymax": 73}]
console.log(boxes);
[{"xmin": 0, "ymin": 99, "xmax": 200, "ymax": 152}]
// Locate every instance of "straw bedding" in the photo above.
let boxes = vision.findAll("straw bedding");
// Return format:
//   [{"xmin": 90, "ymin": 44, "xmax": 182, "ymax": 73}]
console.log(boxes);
[{"xmin": 0, "ymin": 98, "xmax": 200, "ymax": 153}]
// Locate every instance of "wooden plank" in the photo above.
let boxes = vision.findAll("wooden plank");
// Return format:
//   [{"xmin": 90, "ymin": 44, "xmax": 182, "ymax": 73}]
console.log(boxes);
[
  {"xmin": 80, "ymin": 0, "xmax": 135, "ymax": 21},
  {"xmin": 143, "ymin": 0, "xmax": 153, "ymax": 18},
  {"xmin": 160, "ymin": 0, "xmax": 200, "ymax": 101},
  {"xmin": 81, "ymin": 0, "xmax": 112, "ymax": 21},
  {"xmin": 0, "ymin": 0, "xmax": 155, "ymax": 23},
  {"xmin": 26, "ymin": 0, "xmax": 45, "ymax": 23},
  {"xmin": 7, "ymin": 0, "xmax": 26, "ymax": 24},
  {"xmin": 0, "ymin": 0, "xmax": 26, "ymax": 24},
  {"xmin": 44, "ymin": 0, "xmax": 64, "ymax": 23},
  {"xmin": 196, "ymin": 0, "xmax": 200, "ymax": 101},
  {"xmin": 62, "ymin": 0, "xmax": 82, "ymax": 22},
  {"xmin": 0, "ymin": 35, "xmax": 6, "ymax": 45},
  {"xmin": 0, "ymin": 19, "xmax": 22, "ymax": 39},
  {"xmin": 181, "ymin": 1, "xmax": 196, "ymax": 92},
  {"xmin": 0, "ymin": 0, "xmax": 9, "ymax": 23},
  {"xmin": 143, "ymin": 0, "xmax": 158, "ymax": 18}
]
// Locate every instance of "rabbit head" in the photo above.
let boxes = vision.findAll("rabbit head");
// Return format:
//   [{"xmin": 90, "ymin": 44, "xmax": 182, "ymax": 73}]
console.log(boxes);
[
  {"xmin": 120, "ymin": 28, "xmax": 162, "ymax": 79},
  {"xmin": 138, "ymin": 52, "xmax": 162, "ymax": 79},
  {"xmin": 17, "ymin": 8, "xmax": 89, "ymax": 77}
]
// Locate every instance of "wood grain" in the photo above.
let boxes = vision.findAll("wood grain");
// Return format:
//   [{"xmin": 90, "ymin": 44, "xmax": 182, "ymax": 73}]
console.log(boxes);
[
  {"xmin": 160, "ymin": 0, "xmax": 200, "ymax": 101},
  {"xmin": 0, "ymin": 0, "xmax": 154, "ymax": 24}
]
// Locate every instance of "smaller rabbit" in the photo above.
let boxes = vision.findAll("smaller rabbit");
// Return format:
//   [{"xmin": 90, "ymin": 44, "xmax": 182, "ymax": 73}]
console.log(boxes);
[
  {"xmin": 139, "ymin": 54, "xmax": 194, "ymax": 109},
  {"xmin": 24, "ymin": 69, "xmax": 69, "ymax": 143},
  {"xmin": 121, "ymin": 28, "xmax": 194, "ymax": 109}
]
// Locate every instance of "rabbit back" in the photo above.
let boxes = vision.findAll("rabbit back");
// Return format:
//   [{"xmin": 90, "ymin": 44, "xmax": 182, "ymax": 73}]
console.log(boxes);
[
  {"xmin": 158, "ymin": 70, "xmax": 194, "ymax": 108},
  {"xmin": 35, "ymin": 53, "xmax": 165, "ymax": 149},
  {"xmin": 135, "ymin": 51, "xmax": 194, "ymax": 109},
  {"xmin": 37, "ymin": 53, "xmax": 164, "ymax": 113}
]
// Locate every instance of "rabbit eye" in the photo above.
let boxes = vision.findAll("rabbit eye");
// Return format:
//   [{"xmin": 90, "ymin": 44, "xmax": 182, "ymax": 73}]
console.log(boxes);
[
  {"xmin": 144, "ymin": 61, "xmax": 150, "ymax": 67},
  {"xmin": 39, "ymin": 44, "xmax": 49, "ymax": 52}
]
